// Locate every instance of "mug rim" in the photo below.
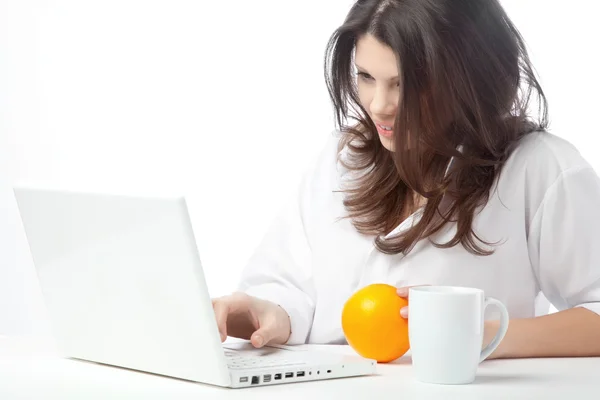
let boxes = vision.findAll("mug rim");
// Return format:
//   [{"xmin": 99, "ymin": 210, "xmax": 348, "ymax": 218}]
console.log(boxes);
[{"xmin": 408, "ymin": 285, "xmax": 484, "ymax": 295}]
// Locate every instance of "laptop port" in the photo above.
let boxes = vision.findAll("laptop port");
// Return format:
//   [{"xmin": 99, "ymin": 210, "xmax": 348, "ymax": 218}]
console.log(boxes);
[
  {"xmin": 263, "ymin": 374, "xmax": 272, "ymax": 383},
  {"xmin": 251, "ymin": 376, "xmax": 259, "ymax": 385},
  {"xmin": 239, "ymin": 377, "xmax": 248, "ymax": 383},
  {"xmin": 327, "ymin": 370, "xmax": 332, "ymax": 373},
  {"xmin": 274, "ymin": 373, "xmax": 282, "ymax": 380},
  {"xmin": 285, "ymin": 372, "xmax": 294, "ymax": 378},
  {"xmin": 297, "ymin": 371, "xmax": 305, "ymax": 377}
]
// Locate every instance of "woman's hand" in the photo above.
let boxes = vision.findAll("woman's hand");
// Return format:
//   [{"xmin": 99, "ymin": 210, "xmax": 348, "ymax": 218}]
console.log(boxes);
[
  {"xmin": 212, "ymin": 292, "xmax": 292, "ymax": 348},
  {"xmin": 396, "ymin": 285, "xmax": 428, "ymax": 319}
]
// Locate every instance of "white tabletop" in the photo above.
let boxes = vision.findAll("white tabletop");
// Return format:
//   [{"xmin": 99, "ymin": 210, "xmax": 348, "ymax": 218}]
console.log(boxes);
[{"xmin": 1, "ymin": 336, "xmax": 599, "ymax": 399}]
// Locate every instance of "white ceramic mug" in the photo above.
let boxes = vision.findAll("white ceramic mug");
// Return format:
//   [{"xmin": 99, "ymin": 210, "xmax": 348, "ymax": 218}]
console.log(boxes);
[{"xmin": 408, "ymin": 286, "xmax": 509, "ymax": 384}]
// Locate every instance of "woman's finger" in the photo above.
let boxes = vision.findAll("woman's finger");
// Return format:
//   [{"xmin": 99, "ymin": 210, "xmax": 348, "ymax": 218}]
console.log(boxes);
[
  {"xmin": 400, "ymin": 306, "xmax": 409, "ymax": 319},
  {"xmin": 396, "ymin": 284, "xmax": 430, "ymax": 297},
  {"xmin": 211, "ymin": 299, "xmax": 230, "ymax": 342}
]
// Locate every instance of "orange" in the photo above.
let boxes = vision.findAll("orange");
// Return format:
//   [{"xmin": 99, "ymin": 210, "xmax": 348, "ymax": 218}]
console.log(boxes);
[{"xmin": 341, "ymin": 283, "xmax": 409, "ymax": 363}]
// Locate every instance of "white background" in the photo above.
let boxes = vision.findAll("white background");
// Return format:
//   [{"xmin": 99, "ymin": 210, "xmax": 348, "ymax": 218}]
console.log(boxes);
[{"xmin": 0, "ymin": 0, "xmax": 598, "ymax": 337}]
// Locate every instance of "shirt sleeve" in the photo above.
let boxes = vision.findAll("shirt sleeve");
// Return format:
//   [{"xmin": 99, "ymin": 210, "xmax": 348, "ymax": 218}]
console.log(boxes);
[
  {"xmin": 528, "ymin": 166, "xmax": 600, "ymax": 316},
  {"xmin": 237, "ymin": 133, "xmax": 339, "ymax": 344}
]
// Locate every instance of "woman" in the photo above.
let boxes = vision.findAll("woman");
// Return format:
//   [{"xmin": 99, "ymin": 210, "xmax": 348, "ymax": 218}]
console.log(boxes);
[{"xmin": 212, "ymin": 0, "xmax": 600, "ymax": 359}]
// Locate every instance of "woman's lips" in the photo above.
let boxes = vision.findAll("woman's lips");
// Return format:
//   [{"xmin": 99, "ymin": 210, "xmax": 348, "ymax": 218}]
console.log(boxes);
[{"xmin": 375, "ymin": 121, "xmax": 394, "ymax": 137}]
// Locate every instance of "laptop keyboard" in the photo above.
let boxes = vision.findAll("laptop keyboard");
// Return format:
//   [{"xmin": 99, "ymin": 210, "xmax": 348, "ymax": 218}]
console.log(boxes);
[{"xmin": 224, "ymin": 350, "xmax": 306, "ymax": 370}]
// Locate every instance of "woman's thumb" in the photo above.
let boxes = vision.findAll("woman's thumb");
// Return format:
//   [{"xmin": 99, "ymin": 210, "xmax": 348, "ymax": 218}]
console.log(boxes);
[{"xmin": 250, "ymin": 325, "xmax": 277, "ymax": 348}]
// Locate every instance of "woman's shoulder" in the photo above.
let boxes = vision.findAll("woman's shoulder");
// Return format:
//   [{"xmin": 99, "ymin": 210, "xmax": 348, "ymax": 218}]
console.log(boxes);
[
  {"xmin": 294, "ymin": 130, "xmax": 345, "ymax": 192},
  {"xmin": 504, "ymin": 130, "xmax": 595, "ymax": 186},
  {"xmin": 308, "ymin": 129, "xmax": 355, "ymax": 175},
  {"xmin": 307, "ymin": 129, "xmax": 345, "ymax": 172},
  {"xmin": 495, "ymin": 130, "xmax": 598, "ymax": 219},
  {"xmin": 515, "ymin": 130, "xmax": 590, "ymax": 167},
  {"xmin": 299, "ymin": 128, "xmax": 372, "ymax": 199}
]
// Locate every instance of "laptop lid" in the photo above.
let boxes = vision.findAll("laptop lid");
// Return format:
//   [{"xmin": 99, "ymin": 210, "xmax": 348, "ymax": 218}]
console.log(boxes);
[{"xmin": 14, "ymin": 186, "xmax": 231, "ymax": 386}]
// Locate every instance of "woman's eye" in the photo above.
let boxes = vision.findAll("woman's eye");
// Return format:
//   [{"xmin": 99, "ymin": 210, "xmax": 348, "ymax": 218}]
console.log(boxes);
[{"xmin": 357, "ymin": 72, "xmax": 373, "ymax": 81}]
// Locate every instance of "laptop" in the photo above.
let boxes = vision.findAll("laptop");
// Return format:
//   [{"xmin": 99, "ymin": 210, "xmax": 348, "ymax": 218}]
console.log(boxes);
[{"xmin": 13, "ymin": 186, "xmax": 377, "ymax": 388}]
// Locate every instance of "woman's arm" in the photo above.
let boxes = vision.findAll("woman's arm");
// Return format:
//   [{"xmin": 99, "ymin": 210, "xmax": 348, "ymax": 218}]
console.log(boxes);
[
  {"xmin": 514, "ymin": 165, "xmax": 600, "ymax": 358},
  {"xmin": 237, "ymin": 133, "xmax": 340, "ymax": 345},
  {"xmin": 485, "ymin": 307, "xmax": 600, "ymax": 359}
]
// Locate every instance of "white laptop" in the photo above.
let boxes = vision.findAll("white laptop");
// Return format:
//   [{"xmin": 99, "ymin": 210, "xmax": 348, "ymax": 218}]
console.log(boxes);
[{"xmin": 13, "ymin": 186, "xmax": 376, "ymax": 388}]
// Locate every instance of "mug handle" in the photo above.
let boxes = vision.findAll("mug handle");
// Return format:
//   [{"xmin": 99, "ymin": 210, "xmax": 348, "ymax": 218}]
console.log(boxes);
[{"xmin": 479, "ymin": 297, "xmax": 509, "ymax": 362}]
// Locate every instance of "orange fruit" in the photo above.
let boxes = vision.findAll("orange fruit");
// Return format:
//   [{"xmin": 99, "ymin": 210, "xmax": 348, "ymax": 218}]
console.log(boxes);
[{"xmin": 341, "ymin": 283, "xmax": 409, "ymax": 363}]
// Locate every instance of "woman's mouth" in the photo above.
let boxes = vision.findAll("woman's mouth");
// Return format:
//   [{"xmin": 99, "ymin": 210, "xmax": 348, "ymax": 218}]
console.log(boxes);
[{"xmin": 375, "ymin": 122, "xmax": 394, "ymax": 137}]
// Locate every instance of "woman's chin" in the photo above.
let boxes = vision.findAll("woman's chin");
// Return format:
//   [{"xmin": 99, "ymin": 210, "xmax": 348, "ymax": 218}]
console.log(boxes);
[{"xmin": 378, "ymin": 134, "xmax": 395, "ymax": 152}]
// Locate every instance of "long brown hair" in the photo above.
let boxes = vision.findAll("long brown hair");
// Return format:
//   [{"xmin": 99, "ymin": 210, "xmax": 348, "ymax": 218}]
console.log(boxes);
[{"xmin": 324, "ymin": 0, "xmax": 548, "ymax": 256}]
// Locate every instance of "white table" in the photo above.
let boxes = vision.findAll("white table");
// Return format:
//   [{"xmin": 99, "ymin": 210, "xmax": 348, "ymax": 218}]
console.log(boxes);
[{"xmin": 1, "ymin": 336, "xmax": 599, "ymax": 399}]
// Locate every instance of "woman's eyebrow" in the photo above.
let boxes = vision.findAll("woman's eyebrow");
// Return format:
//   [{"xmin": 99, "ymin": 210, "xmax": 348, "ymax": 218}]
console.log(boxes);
[{"xmin": 354, "ymin": 64, "xmax": 399, "ymax": 80}]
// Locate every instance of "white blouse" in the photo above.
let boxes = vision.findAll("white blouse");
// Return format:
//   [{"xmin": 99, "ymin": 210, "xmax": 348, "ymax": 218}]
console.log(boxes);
[{"xmin": 237, "ymin": 130, "xmax": 600, "ymax": 345}]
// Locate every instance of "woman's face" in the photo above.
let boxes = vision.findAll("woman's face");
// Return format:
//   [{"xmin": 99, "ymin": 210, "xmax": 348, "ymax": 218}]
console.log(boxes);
[{"xmin": 355, "ymin": 34, "xmax": 401, "ymax": 152}]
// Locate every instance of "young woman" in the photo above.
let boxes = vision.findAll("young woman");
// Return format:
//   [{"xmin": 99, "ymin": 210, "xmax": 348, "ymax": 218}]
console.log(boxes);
[{"xmin": 212, "ymin": 0, "xmax": 600, "ymax": 359}]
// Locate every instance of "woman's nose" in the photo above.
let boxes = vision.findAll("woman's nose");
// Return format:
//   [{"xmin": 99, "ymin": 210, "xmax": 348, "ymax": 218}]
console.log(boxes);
[{"xmin": 370, "ymin": 86, "xmax": 395, "ymax": 116}]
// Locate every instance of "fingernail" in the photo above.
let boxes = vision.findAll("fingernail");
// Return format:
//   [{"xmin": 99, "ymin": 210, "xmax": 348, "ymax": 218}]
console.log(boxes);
[
  {"xmin": 400, "ymin": 307, "xmax": 408, "ymax": 318},
  {"xmin": 397, "ymin": 287, "xmax": 408, "ymax": 297},
  {"xmin": 253, "ymin": 335, "xmax": 264, "ymax": 347}
]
